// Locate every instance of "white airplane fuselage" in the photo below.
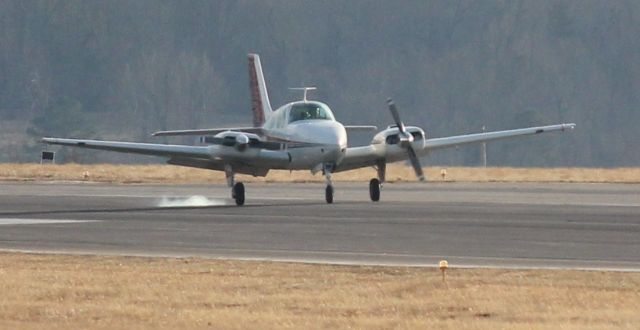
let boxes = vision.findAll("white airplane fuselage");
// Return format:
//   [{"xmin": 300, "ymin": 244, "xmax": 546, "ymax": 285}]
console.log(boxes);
[
  {"xmin": 251, "ymin": 99, "xmax": 429, "ymax": 170},
  {"xmin": 260, "ymin": 100, "xmax": 348, "ymax": 169}
]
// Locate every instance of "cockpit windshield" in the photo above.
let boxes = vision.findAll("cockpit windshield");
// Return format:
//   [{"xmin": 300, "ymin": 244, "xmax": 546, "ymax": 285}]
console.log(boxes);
[{"xmin": 288, "ymin": 103, "xmax": 335, "ymax": 123}]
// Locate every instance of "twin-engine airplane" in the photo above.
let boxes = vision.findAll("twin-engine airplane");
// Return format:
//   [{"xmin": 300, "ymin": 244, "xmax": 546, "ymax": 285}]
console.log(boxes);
[{"xmin": 43, "ymin": 54, "xmax": 575, "ymax": 206}]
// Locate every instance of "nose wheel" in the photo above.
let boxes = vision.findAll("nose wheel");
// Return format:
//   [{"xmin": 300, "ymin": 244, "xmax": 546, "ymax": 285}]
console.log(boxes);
[{"xmin": 323, "ymin": 163, "xmax": 335, "ymax": 204}]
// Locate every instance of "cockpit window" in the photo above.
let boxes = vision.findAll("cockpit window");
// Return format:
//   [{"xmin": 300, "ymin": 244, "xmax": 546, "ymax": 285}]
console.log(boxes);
[{"xmin": 289, "ymin": 103, "xmax": 334, "ymax": 123}]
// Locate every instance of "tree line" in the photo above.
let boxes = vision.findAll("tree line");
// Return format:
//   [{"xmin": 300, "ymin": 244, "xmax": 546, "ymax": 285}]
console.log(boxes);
[{"xmin": 0, "ymin": 0, "xmax": 637, "ymax": 166}]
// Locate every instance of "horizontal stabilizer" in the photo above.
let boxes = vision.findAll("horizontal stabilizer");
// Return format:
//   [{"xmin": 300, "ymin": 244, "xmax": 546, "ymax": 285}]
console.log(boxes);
[
  {"xmin": 201, "ymin": 136, "xmax": 284, "ymax": 150},
  {"xmin": 344, "ymin": 125, "xmax": 378, "ymax": 132},
  {"xmin": 152, "ymin": 127, "xmax": 264, "ymax": 137}
]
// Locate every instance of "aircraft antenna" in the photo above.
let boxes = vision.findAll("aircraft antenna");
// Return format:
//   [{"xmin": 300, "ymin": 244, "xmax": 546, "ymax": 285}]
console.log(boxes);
[{"xmin": 289, "ymin": 87, "xmax": 317, "ymax": 102}]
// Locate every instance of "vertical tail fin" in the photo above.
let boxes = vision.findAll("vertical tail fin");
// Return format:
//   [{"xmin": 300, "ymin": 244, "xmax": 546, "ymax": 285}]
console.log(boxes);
[{"xmin": 248, "ymin": 54, "xmax": 273, "ymax": 127}]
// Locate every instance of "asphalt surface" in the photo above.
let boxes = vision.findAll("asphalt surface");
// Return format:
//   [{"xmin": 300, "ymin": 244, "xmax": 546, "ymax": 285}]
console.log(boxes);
[{"xmin": 0, "ymin": 181, "xmax": 638, "ymax": 270}]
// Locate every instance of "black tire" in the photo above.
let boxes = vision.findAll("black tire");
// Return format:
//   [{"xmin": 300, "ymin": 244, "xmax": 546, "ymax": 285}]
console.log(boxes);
[
  {"xmin": 325, "ymin": 185, "xmax": 334, "ymax": 204},
  {"xmin": 369, "ymin": 178, "xmax": 381, "ymax": 202},
  {"xmin": 233, "ymin": 182, "xmax": 245, "ymax": 206}
]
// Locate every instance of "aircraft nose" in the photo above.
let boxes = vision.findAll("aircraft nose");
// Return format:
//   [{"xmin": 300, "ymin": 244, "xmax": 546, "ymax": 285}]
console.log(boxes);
[
  {"xmin": 323, "ymin": 122, "xmax": 347, "ymax": 148},
  {"xmin": 291, "ymin": 121, "xmax": 347, "ymax": 148}
]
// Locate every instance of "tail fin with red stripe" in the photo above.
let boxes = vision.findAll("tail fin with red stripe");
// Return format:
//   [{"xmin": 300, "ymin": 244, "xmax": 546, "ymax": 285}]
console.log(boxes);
[{"xmin": 248, "ymin": 54, "xmax": 273, "ymax": 127}]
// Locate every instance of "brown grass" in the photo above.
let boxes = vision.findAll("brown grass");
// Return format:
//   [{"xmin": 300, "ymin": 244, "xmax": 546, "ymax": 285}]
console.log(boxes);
[
  {"xmin": 1, "ymin": 163, "xmax": 640, "ymax": 184},
  {"xmin": 0, "ymin": 252, "xmax": 638, "ymax": 329}
]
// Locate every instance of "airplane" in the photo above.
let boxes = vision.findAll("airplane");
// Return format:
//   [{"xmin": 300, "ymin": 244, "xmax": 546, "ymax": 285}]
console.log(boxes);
[{"xmin": 43, "ymin": 54, "xmax": 576, "ymax": 206}]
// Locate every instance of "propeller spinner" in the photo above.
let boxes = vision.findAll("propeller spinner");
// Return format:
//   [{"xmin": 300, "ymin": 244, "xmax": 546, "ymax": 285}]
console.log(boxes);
[{"xmin": 387, "ymin": 98, "xmax": 426, "ymax": 181}]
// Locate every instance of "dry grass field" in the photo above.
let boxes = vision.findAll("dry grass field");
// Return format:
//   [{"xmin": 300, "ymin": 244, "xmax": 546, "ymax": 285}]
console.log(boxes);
[
  {"xmin": 0, "ymin": 253, "xmax": 638, "ymax": 329},
  {"xmin": 1, "ymin": 163, "xmax": 639, "ymax": 184}
]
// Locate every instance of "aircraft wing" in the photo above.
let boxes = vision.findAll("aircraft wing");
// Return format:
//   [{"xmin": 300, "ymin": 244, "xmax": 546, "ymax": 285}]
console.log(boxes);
[
  {"xmin": 42, "ymin": 137, "xmax": 213, "ymax": 159},
  {"xmin": 337, "ymin": 145, "xmax": 381, "ymax": 172},
  {"xmin": 41, "ymin": 137, "xmax": 292, "ymax": 174},
  {"xmin": 152, "ymin": 127, "xmax": 263, "ymax": 137},
  {"xmin": 336, "ymin": 123, "xmax": 575, "ymax": 172},
  {"xmin": 423, "ymin": 123, "xmax": 575, "ymax": 151}
]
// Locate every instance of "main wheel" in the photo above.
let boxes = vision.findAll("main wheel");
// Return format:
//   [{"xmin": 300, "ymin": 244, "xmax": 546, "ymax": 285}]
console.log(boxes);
[
  {"xmin": 325, "ymin": 185, "xmax": 334, "ymax": 204},
  {"xmin": 369, "ymin": 178, "xmax": 381, "ymax": 202},
  {"xmin": 233, "ymin": 182, "xmax": 245, "ymax": 206}
]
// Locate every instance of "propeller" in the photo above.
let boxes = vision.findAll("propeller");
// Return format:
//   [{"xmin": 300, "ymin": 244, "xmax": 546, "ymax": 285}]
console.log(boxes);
[{"xmin": 387, "ymin": 98, "xmax": 426, "ymax": 181}]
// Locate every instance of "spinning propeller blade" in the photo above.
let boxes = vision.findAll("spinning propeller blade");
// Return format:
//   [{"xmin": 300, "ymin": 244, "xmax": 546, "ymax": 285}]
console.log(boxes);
[
  {"xmin": 387, "ymin": 98, "xmax": 405, "ymax": 133},
  {"xmin": 387, "ymin": 98, "xmax": 426, "ymax": 181},
  {"xmin": 406, "ymin": 145, "xmax": 425, "ymax": 181}
]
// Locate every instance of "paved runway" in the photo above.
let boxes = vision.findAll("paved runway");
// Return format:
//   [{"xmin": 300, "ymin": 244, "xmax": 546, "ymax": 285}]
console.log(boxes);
[{"xmin": 0, "ymin": 181, "xmax": 638, "ymax": 270}]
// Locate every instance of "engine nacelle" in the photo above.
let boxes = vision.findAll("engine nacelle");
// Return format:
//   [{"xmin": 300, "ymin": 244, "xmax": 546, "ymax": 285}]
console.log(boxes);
[
  {"xmin": 371, "ymin": 126, "xmax": 427, "ymax": 149},
  {"xmin": 204, "ymin": 131, "xmax": 261, "ymax": 151},
  {"xmin": 234, "ymin": 134, "xmax": 250, "ymax": 151}
]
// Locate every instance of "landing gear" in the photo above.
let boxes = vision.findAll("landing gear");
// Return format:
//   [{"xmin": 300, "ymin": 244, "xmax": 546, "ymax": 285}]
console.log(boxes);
[
  {"xmin": 325, "ymin": 184, "xmax": 334, "ymax": 204},
  {"xmin": 369, "ymin": 178, "xmax": 380, "ymax": 202},
  {"xmin": 369, "ymin": 161, "xmax": 386, "ymax": 202},
  {"xmin": 225, "ymin": 164, "xmax": 245, "ymax": 206},
  {"xmin": 323, "ymin": 163, "xmax": 334, "ymax": 204},
  {"xmin": 233, "ymin": 182, "xmax": 245, "ymax": 206}
]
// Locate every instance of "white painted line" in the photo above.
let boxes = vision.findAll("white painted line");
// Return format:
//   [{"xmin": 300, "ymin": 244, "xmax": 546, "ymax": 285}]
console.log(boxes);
[
  {"xmin": 0, "ymin": 219, "xmax": 99, "ymax": 225},
  {"xmin": 1, "ymin": 248, "xmax": 638, "ymax": 272},
  {"xmin": 4, "ymin": 193, "xmax": 313, "ymax": 201}
]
